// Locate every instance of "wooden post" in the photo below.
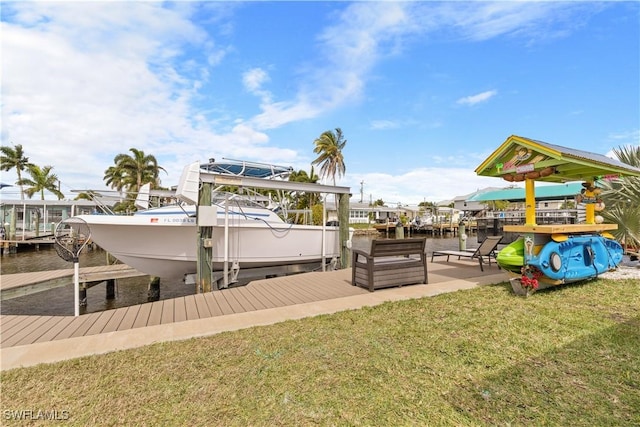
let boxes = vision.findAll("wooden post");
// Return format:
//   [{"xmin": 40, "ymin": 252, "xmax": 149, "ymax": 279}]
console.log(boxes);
[
  {"xmin": 338, "ymin": 193, "xmax": 350, "ymax": 269},
  {"xmin": 106, "ymin": 279, "xmax": 116, "ymax": 299},
  {"xmin": 79, "ymin": 284, "xmax": 87, "ymax": 307},
  {"xmin": 525, "ymin": 178, "xmax": 536, "ymax": 226},
  {"xmin": 197, "ymin": 182, "xmax": 213, "ymax": 292},
  {"xmin": 147, "ymin": 276, "xmax": 160, "ymax": 301},
  {"xmin": 584, "ymin": 180, "xmax": 596, "ymax": 224}
]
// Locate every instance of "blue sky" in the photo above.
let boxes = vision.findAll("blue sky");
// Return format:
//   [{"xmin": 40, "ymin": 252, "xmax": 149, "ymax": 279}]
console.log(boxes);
[{"xmin": 1, "ymin": 1, "xmax": 638, "ymax": 205}]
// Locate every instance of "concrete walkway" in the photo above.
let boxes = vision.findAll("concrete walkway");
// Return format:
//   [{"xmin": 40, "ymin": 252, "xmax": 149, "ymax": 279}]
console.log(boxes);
[{"xmin": 1, "ymin": 263, "xmax": 508, "ymax": 370}]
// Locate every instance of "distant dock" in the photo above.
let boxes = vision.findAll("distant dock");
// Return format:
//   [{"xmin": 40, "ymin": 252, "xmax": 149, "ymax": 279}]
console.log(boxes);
[
  {"xmin": 1, "ymin": 264, "xmax": 148, "ymax": 301},
  {"xmin": 1, "ymin": 235, "xmax": 56, "ymax": 254}
]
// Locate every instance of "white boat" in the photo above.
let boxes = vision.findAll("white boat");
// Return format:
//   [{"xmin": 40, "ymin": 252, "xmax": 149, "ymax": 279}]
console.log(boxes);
[{"xmin": 73, "ymin": 159, "xmax": 349, "ymax": 287}]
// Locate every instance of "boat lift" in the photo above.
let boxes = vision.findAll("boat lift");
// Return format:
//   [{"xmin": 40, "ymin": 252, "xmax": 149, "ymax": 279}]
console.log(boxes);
[{"xmin": 175, "ymin": 161, "xmax": 352, "ymax": 291}]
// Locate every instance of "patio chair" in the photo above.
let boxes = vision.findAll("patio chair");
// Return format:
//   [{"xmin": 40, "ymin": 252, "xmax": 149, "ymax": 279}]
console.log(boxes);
[{"xmin": 431, "ymin": 235, "xmax": 502, "ymax": 271}]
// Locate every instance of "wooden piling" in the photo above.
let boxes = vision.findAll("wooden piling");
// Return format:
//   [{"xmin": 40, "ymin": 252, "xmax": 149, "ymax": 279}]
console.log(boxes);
[
  {"xmin": 197, "ymin": 181, "xmax": 213, "ymax": 292},
  {"xmin": 147, "ymin": 276, "xmax": 160, "ymax": 301},
  {"xmin": 106, "ymin": 279, "xmax": 116, "ymax": 300}
]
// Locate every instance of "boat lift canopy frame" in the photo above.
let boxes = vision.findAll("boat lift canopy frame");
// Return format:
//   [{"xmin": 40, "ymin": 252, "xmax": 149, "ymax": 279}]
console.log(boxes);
[{"xmin": 175, "ymin": 161, "xmax": 352, "ymax": 291}]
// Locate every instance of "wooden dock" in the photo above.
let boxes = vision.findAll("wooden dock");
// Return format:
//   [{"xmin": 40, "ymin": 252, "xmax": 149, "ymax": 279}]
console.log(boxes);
[
  {"xmin": 1, "ymin": 235, "xmax": 57, "ymax": 254},
  {"xmin": 0, "ymin": 264, "xmax": 147, "ymax": 300},
  {"xmin": 0, "ymin": 260, "xmax": 510, "ymax": 369},
  {"xmin": 0, "ymin": 269, "xmax": 367, "ymax": 349},
  {"xmin": 0, "ymin": 259, "xmax": 507, "ymax": 348}
]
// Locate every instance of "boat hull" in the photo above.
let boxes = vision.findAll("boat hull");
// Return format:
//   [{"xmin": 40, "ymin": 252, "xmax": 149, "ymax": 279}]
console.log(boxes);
[{"xmin": 76, "ymin": 213, "xmax": 340, "ymax": 281}]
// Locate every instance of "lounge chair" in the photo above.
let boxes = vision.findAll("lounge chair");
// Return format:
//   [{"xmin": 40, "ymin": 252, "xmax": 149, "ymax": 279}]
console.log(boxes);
[{"xmin": 431, "ymin": 235, "xmax": 502, "ymax": 271}]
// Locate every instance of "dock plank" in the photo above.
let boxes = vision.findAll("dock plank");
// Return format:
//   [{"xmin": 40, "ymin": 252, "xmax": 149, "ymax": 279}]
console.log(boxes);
[
  {"xmin": 69, "ymin": 312, "xmax": 104, "ymax": 338},
  {"xmin": 247, "ymin": 282, "xmax": 294, "ymax": 307},
  {"xmin": 2, "ymin": 316, "xmax": 53, "ymax": 347},
  {"xmin": 101, "ymin": 308, "xmax": 128, "ymax": 333},
  {"xmin": 219, "ymin": 289, "xmax": 244, "ymax": 313},
  {"xmin": 268, "ymin": 279, "xmax": 319, "ymax": 304},
  {"xmin": 240, "ymin": 284, "xmax": 276, "ymax": 308},
  {"xmin": 193, "ymin": 295, "xmax": 212, "ymax": 319},
  {"xmin": 47, "ymin": 316, "xmax": 91, "ymax": 340},
  {"xmin": 174, "ymin": 298, "xmax": 187, "ymax": 322},
  {"xmin": 184, "ymin": 296, "xmax": 200, "ymax": 321},
  {"xmin": 226, "ymin": 288, "xmax": 259, "ymax": 312},
  {"xmin": 116, "ymin": 306, "xmax": 141, "ymax": 331},
  {"xmin": 34, "ymin": 316, "xmax": 76, "ymax": 343},
  {"xmin": 160, "ymin": 299, "xmax": 175, "ymax": 324},
  {"xmin": 13, "ymin": 316, "xmax": 66, "ymax": 347},
  {"xmin": 211, "ymin": 292, "xmax": 234, "ymax": 315},
  {"xmin": 0, "ymin": 316, "xmax": 32, "ymax": 339},
  {"xmin": 237, "ymin": 286, "xmax": 272, "ymax": 311},
  {"xmin": 147, "ymin": 301, "xmax": 164, "ymax": 327},
  {"xmin": 202, "ymin": 293, "xmax": 223, "ymax": 317},
  {"xmin": 85, "ymin": 310, "xmax": 116, "ymax": 336},
  {"xmin": 132, "ymin": 303, "xmax": 152, "ymax": 329}
]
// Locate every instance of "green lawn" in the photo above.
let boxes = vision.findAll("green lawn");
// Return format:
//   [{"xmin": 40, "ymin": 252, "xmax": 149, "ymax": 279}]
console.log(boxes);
[{"xmin": 2, "ymin": 279, "xmax": 639, "ymax": 426}]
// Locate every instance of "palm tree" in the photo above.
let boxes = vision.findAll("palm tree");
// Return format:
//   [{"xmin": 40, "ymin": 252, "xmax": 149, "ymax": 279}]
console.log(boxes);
[
  {"xmin": 103, "ymin": 165, "xmax": 128, "ymax": 193},
  {"xmin": 287, "ymin": 167, "xmax": 321, "ymax": 224},
  {"xmin": 0, "ymin": 143, "xmax": 33, "ymax": 200},
  {"xmin": 17, "ymin": 164, "xmax": 64, "ymax": 200},
  {"xmin": 600, "ymin": 145, "xmax": 640, "ymax": 251},
  {"xmin": 106, "ymin": 148, "xmax": 166, "ymax": 194},
  {"xmin": 312, "ymin": 128, "xmax": 346, "ymax": 186},
  {"xmin": 312, "ymin": 128, "xmax": 347, "ymax": 212}
]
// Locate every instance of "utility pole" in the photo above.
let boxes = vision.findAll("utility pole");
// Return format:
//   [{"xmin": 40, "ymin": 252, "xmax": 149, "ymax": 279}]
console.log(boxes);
[{"xmin": 360, "ymin": 180, "xmax": 364, "ymax": 203}]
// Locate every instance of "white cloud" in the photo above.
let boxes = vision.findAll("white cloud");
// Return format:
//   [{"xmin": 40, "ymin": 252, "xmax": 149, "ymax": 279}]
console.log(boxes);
[
  {"xmin": 370, "ymin": 120, "xmax": 400, "ymax": 130},
  {"xmin": 249, "ymin": 2, "xmax": 416, "ymax": 130},
  {"xmin": 343, "ymin": 168, "xmax": 502, "ymax": 206},
  {"xmin": 0, "ymin": 1, "xmax": 608, "ymax": 200},
  {"xmin": 0, "ymin": 2, "xmax": 273, "ymax": 195},
  {"xmin": 457, "ymin": 90, "xmax": 498, "ymax": 106},
  {"xmin": 248, "ymin": 1, "xmax": 590, "ymax": 129}
]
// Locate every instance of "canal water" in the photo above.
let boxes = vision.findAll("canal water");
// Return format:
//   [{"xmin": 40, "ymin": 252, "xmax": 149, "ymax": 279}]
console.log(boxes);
[{"xmin": 1, "ymin": 233, "xmax": 473, "ymax": 316}]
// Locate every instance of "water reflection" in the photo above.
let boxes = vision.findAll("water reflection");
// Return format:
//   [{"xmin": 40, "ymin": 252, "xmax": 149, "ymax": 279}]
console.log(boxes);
[{"xmin": 1, "ymin": 234, "xmax": 471, "ymax": 316}]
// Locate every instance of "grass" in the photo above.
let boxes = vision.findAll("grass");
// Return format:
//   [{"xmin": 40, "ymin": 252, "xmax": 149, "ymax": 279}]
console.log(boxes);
[{"xmin": 2, "ymin": 278, "xmax": 639, "ymax": 426}]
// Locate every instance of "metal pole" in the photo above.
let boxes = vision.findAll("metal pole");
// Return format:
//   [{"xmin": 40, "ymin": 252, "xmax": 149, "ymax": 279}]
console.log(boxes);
[
  {"xmin": 322, "ymin": 195, "xmax": 326, "ymax": 272},
  {"xmin": 223, "ymin": 194, "xmax": 229, "ymax": 288},
  {"xmin": 74, "ymin": 259, "xmax": 80, "ymax": 317}
]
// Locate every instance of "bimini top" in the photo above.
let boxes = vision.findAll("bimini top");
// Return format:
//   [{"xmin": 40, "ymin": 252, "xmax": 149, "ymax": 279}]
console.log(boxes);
[
  {"xmin": 475, "ymin": 135, "xmax": 640, "ymax": 183},
  {"xmin": 200, "ymin": 158, "xmax": 293, "ymax": 179}
]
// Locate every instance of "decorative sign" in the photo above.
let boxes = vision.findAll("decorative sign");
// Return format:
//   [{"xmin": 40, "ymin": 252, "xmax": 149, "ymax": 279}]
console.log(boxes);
[{"xmin": 516, "ymin": 163, "xmax": 535, "ymax": 173}]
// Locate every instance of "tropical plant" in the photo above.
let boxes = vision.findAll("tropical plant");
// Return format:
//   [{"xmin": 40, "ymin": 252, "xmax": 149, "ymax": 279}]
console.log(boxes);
[
  {"xmin": 287, "ymin": 167, "xmax": 321, "ymax": 223},
  {"xmin": 312, "ymin": 128, "xmax": 346, "ymax": 188},
  {"xmin": 600, "ymin": 145, "xmax": 640, "ymax": 250},
  {"xmin": 103, "ymin": 149, "xmax": 166, "ymax": 211},
  {"xmin": 17, "ymin": 164, "xmax": 64, "ymax": 200},
  {"xmin": 103, "ymin": 165, "xmax": 128, "ymax": 193},
  {"xmin": 105, "ymin": 148, "xmax": 166, "ymax": 194},
  {"xmin": 0, "ymin": 143, "xmax": 33, "ymax": 200}
]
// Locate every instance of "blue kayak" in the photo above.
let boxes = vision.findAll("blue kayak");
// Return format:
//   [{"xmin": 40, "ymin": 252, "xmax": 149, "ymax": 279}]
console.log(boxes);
[{"xmin": 528, "ymin": 234, "xmax": 623, "ymax": 282}]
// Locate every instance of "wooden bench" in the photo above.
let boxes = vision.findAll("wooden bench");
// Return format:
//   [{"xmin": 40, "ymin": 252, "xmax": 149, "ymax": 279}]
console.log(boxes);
[{"xmin": 351, "ymin": 238, "xmax": 428, "ymax": 292}]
